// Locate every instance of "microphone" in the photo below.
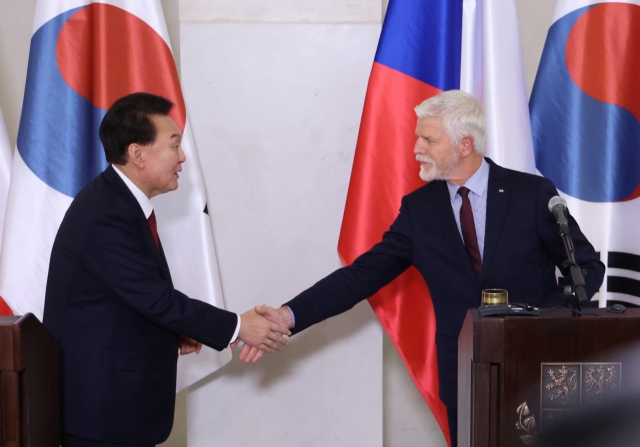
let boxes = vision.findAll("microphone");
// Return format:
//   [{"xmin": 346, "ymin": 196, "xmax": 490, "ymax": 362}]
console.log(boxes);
[
  {"xmin": 548, "ymin": 196, "xmax": 589, "ymax": 311},
  {"xmin": 548, "ymin": 196, "xmax": 570, "ymax": 235}
]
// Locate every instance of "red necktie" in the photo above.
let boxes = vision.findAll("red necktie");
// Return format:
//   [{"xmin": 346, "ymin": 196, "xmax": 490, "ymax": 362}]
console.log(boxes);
[
  {"xmin": 147, "ymin": 210, "xmax": 159, "ymax": 250},
  {"xmin": 458, "ymin": 187, "xmax": 482, "ymax": 279}
]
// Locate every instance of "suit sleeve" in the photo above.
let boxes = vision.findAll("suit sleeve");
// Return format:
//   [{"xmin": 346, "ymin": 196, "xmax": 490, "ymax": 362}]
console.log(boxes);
[
  {"xmin": 285, "ymin": 197, "xmax": 415, "ymax": 334},
  {"xmin": 81, "ymin": 210, "xmax": 238, "ymax": 351},
  {"xmin": 536, "ymin": 177, "xmax": 605, "ymax": 299}
]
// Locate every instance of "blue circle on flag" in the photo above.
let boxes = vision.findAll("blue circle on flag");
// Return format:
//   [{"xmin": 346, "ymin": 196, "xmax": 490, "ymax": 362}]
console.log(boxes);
[{"xmin": 17, "ymin": 7, "xmax": 108, "ymax": 199}]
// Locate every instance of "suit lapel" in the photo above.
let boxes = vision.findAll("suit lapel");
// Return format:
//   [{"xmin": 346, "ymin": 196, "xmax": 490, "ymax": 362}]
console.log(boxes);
[
  {"xmin": 103, "ymin": 166, "xmax": 172, "ymax": 281},
  {"xmin": 482, "ymin": 159, "xmax": 511, "ymax": 279},
  {"xmin": 431, "ymin": 181, "xmax": 479, "ymax": 282}
]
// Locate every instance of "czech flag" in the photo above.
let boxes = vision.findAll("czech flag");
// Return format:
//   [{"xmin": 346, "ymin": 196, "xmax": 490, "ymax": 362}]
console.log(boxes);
[
  {"xmin": 0, "ymin": 0, "xmax": 231, "ymax": 389},
  {"xmin": 531, "ymin": 1, "xmax": 640, "ymax": 307},
  {"xmin": 338, "ymin": 0, "xmax": 532, "ymax": 443}
]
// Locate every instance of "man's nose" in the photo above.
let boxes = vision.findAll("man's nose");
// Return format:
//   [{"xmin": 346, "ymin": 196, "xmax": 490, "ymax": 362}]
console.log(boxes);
[{"xmin": 179, "ymin": 146, "xmax": 187, "ymax": 163}]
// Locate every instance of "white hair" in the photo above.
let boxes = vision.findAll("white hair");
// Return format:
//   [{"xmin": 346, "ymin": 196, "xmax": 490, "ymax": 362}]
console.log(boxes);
[{"xmin": 414, "ymin": 90, "xmax": 485, "ymax": 154}]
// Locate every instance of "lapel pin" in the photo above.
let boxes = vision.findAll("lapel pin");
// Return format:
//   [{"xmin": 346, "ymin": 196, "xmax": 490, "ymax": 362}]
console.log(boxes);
[{"xmin": 499, "ymin": 189, "xmax": 504, "ymax": 193}]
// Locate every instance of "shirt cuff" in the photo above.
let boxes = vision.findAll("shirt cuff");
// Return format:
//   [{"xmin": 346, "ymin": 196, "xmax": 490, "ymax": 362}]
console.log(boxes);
[
  {"xmin": 229, "ymin": 313, "xmax": 241, "ymax": 346},
  {"xmin": 285, "ymin": 305, "xmax": 295, "ymax": 328}
]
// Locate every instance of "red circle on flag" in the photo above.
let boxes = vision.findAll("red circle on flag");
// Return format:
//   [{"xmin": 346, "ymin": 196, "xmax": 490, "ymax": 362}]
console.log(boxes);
[
  {"xmin": 56, "ymin": 3, "xmax": 186, "ymax": 130},
  {"xmin": 565, "ymin": 3, "xmax": 640, "ymax": 124}
]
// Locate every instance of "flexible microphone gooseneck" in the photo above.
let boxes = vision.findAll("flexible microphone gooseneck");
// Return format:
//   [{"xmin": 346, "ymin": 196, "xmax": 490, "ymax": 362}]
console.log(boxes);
[{"xmin": 548, "ymin": 196, "xmax": 589, "ymax": 314}]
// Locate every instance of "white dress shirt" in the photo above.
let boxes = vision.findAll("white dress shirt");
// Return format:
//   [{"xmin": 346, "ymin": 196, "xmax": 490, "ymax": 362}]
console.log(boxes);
[{"xmin": 112, "ymin": 165, "xmax": 241, "ymax": 345}]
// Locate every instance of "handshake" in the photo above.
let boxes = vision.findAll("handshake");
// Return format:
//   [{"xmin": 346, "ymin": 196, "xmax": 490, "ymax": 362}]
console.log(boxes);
[
  {"xmin": 179, "ymin": 304, "xmax": 294, "ymax": 363},
  {"xmin": 232, "ymin": 304, "xmax": 295, "ymax": 362}
]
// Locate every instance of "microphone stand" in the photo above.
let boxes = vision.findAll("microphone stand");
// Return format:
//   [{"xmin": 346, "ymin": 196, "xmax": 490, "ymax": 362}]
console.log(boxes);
[{"xmin": 559, "ymin": 228, "xmax": 589, "ymax": 316}]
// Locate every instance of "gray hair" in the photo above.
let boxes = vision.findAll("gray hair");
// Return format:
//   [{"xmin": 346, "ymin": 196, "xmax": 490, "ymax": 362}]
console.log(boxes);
[{"xmin": 414, "ymin": 90, "xmax": 485, "ymax": 154}]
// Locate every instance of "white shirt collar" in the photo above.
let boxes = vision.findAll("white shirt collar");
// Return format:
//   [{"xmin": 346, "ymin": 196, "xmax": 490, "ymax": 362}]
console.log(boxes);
[{"xmin": 112, "ymin": 164, "xmax": 154, "ymax": 219}]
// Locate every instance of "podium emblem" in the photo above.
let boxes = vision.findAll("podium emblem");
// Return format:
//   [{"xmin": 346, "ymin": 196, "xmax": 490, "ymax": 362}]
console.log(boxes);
[
  {"xmin": 543, "ymin": 364, "xmax": 579, "ymax": 407},
  {"xmin": 540, "ymin": 363, "xmax": 621, "ymax": 424},
  {"xmin": 515, "ymin": 363, "xmax": 623, "ymax": 444}
]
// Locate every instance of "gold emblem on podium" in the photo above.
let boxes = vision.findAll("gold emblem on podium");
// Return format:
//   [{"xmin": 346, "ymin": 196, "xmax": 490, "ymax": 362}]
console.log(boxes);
[
  {"xmin": 544, "ymin": 365, "xmax": 579, "ymax": 407},
  {"xmin": 540, "ymin": 363, "xmax": 621, "ymax": 425},
  {"xmin": 516, "ymin": 363, "xmax": 622, "ymax": 445},
  {"xmin": 583, "ymin": 364, "xmax": 619, "ymax": 403},
  {"xmin": 516, "ymin": 401, "xmax": 536, "ymax": 445}
]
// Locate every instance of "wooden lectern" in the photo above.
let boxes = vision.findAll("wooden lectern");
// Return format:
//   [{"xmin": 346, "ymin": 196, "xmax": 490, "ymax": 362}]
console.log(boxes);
[
  {"xmin": 0, "ymin": 313, "xmax": 59, "ymax": 447},
  {"xmin": 458, "ymin": 308, "xmax": 640, "ymax": 447}
]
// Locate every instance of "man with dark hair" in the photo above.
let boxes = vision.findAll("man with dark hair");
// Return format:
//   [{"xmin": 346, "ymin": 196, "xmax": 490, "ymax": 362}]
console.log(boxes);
[
  {"xmin": 43, "ymin": 92, "xmax": 287, "ymax": 447},
  {"xmin": 99, "ymin": 92, "xmax": 174, "ymax": 165}
]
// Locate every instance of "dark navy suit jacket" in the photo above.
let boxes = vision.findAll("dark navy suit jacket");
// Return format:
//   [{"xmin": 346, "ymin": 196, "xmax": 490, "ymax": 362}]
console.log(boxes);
[
  {"xmin": 43, "ymin": 166, "xmax": 238, "ymax": 445},
  {"xmin": 285, "ymin": 159, "xmax": 605, "ymax": 409}
]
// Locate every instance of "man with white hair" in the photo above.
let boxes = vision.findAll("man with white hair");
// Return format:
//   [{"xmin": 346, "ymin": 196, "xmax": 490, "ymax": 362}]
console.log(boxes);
[{"xmin": 254, "ymin": 90, "xmax": 604, "ymax": 446}]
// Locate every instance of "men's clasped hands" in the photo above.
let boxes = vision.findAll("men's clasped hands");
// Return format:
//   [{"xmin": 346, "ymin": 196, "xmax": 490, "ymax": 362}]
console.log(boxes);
[
  {"xmin": 229, "ymin": 304, "xmax": 294, "ymax": 363},
  {"xmin": 180, "ymin": 305, "xmax": 290, "ymax": 360}
]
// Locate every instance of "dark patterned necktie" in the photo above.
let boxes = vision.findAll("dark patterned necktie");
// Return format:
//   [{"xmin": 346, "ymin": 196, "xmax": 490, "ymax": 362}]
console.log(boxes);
[
  {"xmin": 458, "ymin": 187, "xmax": 482, "ymax": 279},
  {"xmin": 147, "ymin": 210, "xmax": 159, "ymax": 250}
]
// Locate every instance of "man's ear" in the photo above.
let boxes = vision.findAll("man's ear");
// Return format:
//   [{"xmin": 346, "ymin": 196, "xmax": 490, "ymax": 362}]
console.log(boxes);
[
  {"xmin": 459, "ymin": 135, "xmax": 475, "ymax": 157},
  {"xmin": 127, "ymin": 143, "xmax": 145, "ymax": 168}
]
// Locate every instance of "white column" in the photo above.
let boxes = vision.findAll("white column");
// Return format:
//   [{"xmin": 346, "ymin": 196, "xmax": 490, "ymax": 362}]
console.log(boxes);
[{"xmin": 180, "ymin": 2, "xmax": 383, "ymax": 445}]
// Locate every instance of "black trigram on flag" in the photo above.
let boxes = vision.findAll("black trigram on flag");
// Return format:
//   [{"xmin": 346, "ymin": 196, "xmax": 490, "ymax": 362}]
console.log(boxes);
[{"xmin": 607, "ymin": 252, "xmax": 640, "ymax": 300}]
